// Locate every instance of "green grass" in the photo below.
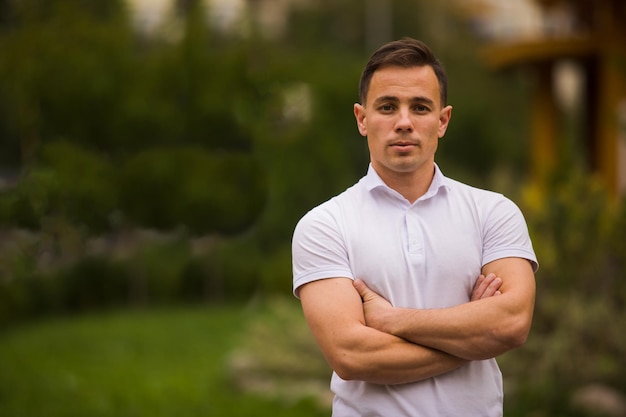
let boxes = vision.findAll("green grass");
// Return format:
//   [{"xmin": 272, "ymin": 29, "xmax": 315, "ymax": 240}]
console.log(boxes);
[{"xmin": 0, "ymin": 304, "xmax": 330, "ymax": 417}]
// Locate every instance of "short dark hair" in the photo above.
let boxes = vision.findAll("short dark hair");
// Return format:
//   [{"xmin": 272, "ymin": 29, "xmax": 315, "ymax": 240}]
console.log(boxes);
[{"xmin": 358, "ymin": 38, "xmax": 448, "ymax": 107}]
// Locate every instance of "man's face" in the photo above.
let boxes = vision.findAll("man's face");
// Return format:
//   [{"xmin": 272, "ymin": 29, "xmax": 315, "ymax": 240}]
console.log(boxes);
[{"xmin": 354, "ymin": 65, "xmax": 452, "ymax": 181}]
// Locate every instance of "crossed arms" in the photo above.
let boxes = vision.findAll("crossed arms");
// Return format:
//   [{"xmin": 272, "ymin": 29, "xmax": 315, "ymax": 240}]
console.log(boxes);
[{"xmin": 298, "ymin": 257, "xmax": 536, "ymax": 385}]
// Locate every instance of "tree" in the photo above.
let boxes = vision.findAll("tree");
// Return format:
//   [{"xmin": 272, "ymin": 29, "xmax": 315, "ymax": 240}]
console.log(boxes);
[{"xmin": 0, "ymin": 0, "xmax": 267, "ymax": 237}]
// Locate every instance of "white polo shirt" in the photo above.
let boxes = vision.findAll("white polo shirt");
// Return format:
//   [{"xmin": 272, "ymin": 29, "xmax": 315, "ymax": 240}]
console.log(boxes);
[{"xmin": 292, "ymin": 164, "xmax": 538, "ymax": 417}]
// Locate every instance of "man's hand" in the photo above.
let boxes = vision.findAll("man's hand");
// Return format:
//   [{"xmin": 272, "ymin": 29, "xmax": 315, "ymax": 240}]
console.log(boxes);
[
  {"xmin": 470, "ymin": 273, "xmax": 502, "ymax": 301},
  {"xmin": 353, "ymin": 279, "xmax": 394, "ymax": 332},
  {"xmin": 353, "ymin": 273, "xmax": 503, "ymax": 332}
]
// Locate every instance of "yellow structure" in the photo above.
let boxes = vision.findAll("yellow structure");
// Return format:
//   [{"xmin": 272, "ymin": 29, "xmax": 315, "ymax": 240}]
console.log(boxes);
[{"xmin": 481, "ymin": 0, "xmax": 626, "ymax": 196}]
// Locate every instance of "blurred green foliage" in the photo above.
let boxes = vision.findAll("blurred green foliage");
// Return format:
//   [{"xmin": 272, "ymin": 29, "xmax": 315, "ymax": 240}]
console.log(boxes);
[
  {"xmin": 0, "ymin": 0, "xmax": 625, "ymax": 414},
  {"xmin": 483, "ymin": 171, "xmax": 626, "ymax": 416},
  {"xmin": 119, "ymin": 147, "xmax": 266, "ymax": 234}
]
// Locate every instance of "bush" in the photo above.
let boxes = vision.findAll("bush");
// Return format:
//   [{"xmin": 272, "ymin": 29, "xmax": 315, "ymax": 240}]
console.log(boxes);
[
  {"xmin": 0, "ymin": 230, "xmax": 293, "ymax": 328},
  {"xmin": 119, "ymin": 147, "xmax": 268, "ymax": 236},
  {"xmin": 0, "ymin": 142, "xmax": 118, "ymax": 232},
  {"xmin": 57, "ymin": 256, "xmax": 131, "ymax": 312},
  {"xmin": 498, "ymin": 171, "xmax": 626, "ymax": 416}
]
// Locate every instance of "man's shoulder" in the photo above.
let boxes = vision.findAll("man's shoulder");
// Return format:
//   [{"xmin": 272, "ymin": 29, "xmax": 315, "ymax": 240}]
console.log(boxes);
[
  {"xmin": 443, "ymin": 176, "xmax": 505, "ymax": 202},
  {"xmin": 302, "ymin": 178, "xmax": 368, "ymax": 217},
  {"xmin": 294, "ymin": 180, "xmax": 362, "ymax": 230},
  {"xmin": 438, "ymin": 175, "xmax": 526, "ymax": 222}
]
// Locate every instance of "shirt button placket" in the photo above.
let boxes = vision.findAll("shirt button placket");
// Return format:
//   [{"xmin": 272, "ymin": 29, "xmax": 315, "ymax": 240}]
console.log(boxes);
[{"xmin": 406, "ymin": 208, "xmax": 423, "ymax": 257}]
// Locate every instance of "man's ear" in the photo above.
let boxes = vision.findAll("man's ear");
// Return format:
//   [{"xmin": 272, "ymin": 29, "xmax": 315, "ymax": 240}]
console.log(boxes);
[
  {"xmin": 354, "ymin": 103, "xmax": 367, "ymax": 137},
  {"xmin": 438, "ymin": 105, "xmax": 452, "ymax": 138}
]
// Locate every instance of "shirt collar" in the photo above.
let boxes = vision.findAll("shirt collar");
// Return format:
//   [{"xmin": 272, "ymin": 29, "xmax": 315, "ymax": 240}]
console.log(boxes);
[{"xmin": 364, "ymin": 163, "xmax": 450, "ymax": 201}]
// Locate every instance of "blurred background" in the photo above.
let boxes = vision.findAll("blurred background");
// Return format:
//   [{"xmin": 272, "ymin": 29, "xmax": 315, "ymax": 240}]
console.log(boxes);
[{"xmin": 0, "ymin": 0, "xmax": 625, "ymax": 416}]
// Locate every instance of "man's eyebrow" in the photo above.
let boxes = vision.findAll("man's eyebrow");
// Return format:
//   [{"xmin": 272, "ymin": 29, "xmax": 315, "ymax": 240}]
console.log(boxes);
[
  {"xmin": 372, "ymin": 96, "xmax": 399, "ymax": 106},
  {"xmin": 371, "ymin": 95, "xmax": 436, "ymax": 107},
  {"xmin": 409, "ymin": 96, "xmax": 436, "ymax": 106}
]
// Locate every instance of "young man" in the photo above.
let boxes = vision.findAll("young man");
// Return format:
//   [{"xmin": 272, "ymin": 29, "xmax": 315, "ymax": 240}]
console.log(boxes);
[{"xmin": 292, "ymin": 38, "xmax": 537, "ymax": 416}]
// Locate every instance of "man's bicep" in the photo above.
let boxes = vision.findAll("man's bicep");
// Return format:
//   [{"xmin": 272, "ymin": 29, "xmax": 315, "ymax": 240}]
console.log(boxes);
[
  {"xmin": 482, "ymin": 257, "xmax": 535, "ymax": 297},
  {"xmin": 298, "ymin": 277, "xmax": 366, "ymax": 376},
  {"xmin": 299, "ymin": 277, "xmax": 364, "ymax": 343},
  {"xmin": 482, "ymin": 257, "xmax": 536, "ymax": 329}
]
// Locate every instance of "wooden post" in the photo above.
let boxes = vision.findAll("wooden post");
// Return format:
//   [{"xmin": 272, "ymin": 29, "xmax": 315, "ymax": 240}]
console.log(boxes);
[
  {"xmin": 531, "ymin": 63, "xmax": 559, "ymax": 185},
  {"xmin": 593, "ymin": 0, "xmax": 626, "ymax": 197}
]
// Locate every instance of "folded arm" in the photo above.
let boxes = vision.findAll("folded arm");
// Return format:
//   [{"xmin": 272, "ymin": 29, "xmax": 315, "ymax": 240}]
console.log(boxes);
[
  {"xmin": 354, "ymin": 257, "xmax": 536, "ymax": 361},
  {"xmin": 299, "ymin": 277, "xmax": 468, "ymax": 385},
  {"xmin": 298, "ymin": 273, "xmax": 502, "ymax": 385}
]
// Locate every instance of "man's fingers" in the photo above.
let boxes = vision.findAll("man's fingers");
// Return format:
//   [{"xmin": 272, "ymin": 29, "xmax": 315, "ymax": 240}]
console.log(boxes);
[
  {"xmin": 353, "ymin": 278, "xmax": 367, "ymax": 297},
  {"xmin": 471, "ymin": 273, "xmax": 502, "ymax": 301},
  {"xmin": 471, "ymin": 274, "xmax": 488, "ymax": 301},
  {"xmin": 353, "ymin": 279, "xmax": 377, "ymax": 302},
  {"xmin": 485, "ymin": 277, "xmax": 502, "ymax": 298}
]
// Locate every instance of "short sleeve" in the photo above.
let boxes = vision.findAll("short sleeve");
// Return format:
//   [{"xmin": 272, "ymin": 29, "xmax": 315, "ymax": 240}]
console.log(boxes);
[
  {"xmin": 292, "ymin": 203, "xmax": 354, "ymax": 298},
  {"xmin": 482, "ymin": 197, "xmax": 538, "ymax": 272}
]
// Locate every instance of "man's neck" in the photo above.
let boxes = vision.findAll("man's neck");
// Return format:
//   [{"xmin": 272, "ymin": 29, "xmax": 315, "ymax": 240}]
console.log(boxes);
[{"xmin": 373, "ymin": 163, "xmax": 435, "ymax": 204}]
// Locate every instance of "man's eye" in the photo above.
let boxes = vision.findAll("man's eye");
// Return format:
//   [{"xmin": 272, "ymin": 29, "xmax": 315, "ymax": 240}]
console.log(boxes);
[
  {"xmin": 414, "ymin": 105, "xmax": 430, "ymax": 112},
  {"xmin": 380, "ymin": 105, "xmax": 394, "ymax": 112}
]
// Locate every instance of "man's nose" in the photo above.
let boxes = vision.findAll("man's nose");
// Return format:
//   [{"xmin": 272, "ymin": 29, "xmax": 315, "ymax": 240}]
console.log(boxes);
[{"xmin": 395, "ymin": 108, "xmax": 414, "ymax": 132}]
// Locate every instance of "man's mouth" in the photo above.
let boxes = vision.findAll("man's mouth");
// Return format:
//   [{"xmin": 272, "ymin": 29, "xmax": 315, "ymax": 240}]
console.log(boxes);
[{"xmin": 390, "ymin": 142, "xmax": 418, "ymax": 152}]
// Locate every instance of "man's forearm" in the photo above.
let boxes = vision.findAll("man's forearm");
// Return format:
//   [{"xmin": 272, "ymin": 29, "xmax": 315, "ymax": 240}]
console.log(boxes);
[
  {"xmin": 327, "ymin": 324, "xmax": 469, "ymax": 385},
  {"xmin": 379, "ymin": 300, "xmax": 519, "ymax": 360},
  {"xmin": 353, "ymin": 259, "xmax": 536, "ymax": 360}
]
